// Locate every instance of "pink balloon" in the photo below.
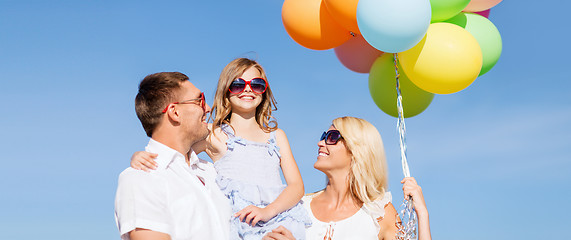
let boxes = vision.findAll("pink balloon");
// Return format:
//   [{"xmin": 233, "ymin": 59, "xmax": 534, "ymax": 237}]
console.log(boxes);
[
  {"xmin": 464, "ymin": 0, "xmax": 502, "ymax": 12},
  {"xmin": 472, "ymin": 9, "xmax": 490, "ymax": 18},
  {"xmin": 334, "ymin": 35, "xmax": 383, "ymax": 73}
]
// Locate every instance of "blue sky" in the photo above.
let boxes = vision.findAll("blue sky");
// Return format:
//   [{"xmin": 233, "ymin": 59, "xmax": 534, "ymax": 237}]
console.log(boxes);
[{"xmin": 1, "ymin": 0, "xmax": 569, "ymax": 239}]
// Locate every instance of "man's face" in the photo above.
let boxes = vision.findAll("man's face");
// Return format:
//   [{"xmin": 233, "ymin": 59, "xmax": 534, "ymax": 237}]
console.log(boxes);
[{"xmin": 177, "ymin": 81, "xmax": 211, "ymax": 145}]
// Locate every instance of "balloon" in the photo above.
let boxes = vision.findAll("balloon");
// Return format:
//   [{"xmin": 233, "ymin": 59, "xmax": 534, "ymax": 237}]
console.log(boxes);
[
  {"xmin": 464, "ymin": 0, "xmax": 502, "ymax": 12},
  {"xmin": 445, "ymin": 12, "xmax": 502, "ymax": 76},
  {"xmin": 430, "ymin": 0, "xmax": 470, "ymax": 22},
  {"xmin": 369, "ymin": 54, "xmax": 434, "ymax": 118},
  {"xmin": 471, "ymin": 9, "xmax": 490, "ymax": 18},
  {"xmin": 282, "ymin": 0, "xmax": 352, "ymax": 50},
  {"xmin": 357, "ymin": 0, "xmax": 431, "ymax": 53},
  {"xmin": 334, "ymin": 35, "xmax": 384, "ymax": 73},
  {"xmin": 399, "ymin": 23, "xmax": 483, "ymax": 94},
  {"xmin": 324, "ymin": 0, "xmax": 360, "ymax": 34}
]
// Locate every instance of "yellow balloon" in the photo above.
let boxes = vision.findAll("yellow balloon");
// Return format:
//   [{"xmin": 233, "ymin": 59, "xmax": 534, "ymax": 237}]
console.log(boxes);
[{"xmin": 399, "ymin": 23, "xmax": 483, "ymax": 94}]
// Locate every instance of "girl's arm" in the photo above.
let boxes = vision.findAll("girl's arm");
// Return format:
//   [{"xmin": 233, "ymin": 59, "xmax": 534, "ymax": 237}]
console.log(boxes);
[
  {"xmin": 205, "ymin": 126, "xmax": 229, "ymax": 162},
  {"xmin": 132, "ymin": 124, "xmax": 228, "ymax": 170},
  {"xmin": 235, "ymin": 129, "xmax": 305, "ymax": 226},
  {"xmin": 131, "ymin": 151, "xmax": 158, "ymax": 172}
]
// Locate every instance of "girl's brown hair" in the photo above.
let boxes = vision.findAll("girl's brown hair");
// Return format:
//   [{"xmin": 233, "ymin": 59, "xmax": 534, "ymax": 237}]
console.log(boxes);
[{"xmin": 211, "ymin": 58, "xmax": 278, "ymax": 132}]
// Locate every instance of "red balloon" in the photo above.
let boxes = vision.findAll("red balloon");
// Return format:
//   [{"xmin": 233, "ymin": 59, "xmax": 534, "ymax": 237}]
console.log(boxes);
[
  {"xmin": 473, "ymin": 9, "xmax": 491, "ymax": 18},
  {"xmin": 465, "ymin": 9, "xmax": 491, "ymax": 18},
  {"xmin": 334, "ymin": 35, "xmax": 383, "ymax": 73}
]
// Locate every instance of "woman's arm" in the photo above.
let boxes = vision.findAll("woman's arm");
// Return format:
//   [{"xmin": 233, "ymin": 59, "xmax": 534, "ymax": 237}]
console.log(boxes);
[
  {"xmin": 235, "ymin": 129, "xmax": 305, "ymax": 226},
  {"xmin": 402, "ymin": 177, "xmax": 431, "ymax": 240},
  {"xmin": 378, "ymin": 202, "xmax": 399, "ymax": 240}
]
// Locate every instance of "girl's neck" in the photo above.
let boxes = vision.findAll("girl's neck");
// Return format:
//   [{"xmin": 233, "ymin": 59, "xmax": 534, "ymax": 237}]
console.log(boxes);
[{"xmin": 229, "ymin": 111, "xmax": 259, "ymax": 130}]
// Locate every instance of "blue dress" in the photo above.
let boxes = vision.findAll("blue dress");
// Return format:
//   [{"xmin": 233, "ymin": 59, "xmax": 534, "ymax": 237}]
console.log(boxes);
[{"xmin": 214, "ymin": 124, "xmax": 311, "ymax": 240}]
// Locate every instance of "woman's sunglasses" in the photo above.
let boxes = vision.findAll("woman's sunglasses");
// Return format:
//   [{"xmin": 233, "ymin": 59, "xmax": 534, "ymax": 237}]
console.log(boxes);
[
  {"xmin": 320, "ymin": 130, "xmax": 343, "ymax": 145},
  {"xmin": 228, "ymin": 77, "xmax": 267, "ymax": 94}
]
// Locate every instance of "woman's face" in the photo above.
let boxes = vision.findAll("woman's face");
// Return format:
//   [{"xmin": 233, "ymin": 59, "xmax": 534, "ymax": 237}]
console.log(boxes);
[
  {"xmin": 228, "ymin": 66, "xmax": 264, "ymax": 114},
  {"xmin": 314, "ymin": 126, "xmax": 353, "ymax": 173}
]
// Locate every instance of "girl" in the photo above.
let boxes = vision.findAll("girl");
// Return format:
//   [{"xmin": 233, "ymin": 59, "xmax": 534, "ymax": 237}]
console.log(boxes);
[{"xmin": 131, "ymin": 58, "xmax": 311, "ymax": 240}]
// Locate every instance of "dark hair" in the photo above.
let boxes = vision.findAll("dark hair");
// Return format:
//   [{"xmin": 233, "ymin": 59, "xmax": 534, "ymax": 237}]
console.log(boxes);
[{"xmin": 135, "ymin": 72, "xmax": 189, "ymax": 137}]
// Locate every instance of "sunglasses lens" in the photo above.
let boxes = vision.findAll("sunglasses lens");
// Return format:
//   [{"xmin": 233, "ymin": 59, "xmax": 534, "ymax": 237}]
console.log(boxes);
[
  {"xmin": 326, "ymin": 131, "xmax": 341, "ymax": 145},
  {"xmin": 229, "ymin": 80, "xmax": 246, "ymax": 93},
  {"xmin": 320, "ymin": 132, "xmax": 327, "ymax": 142},
  {"xmin": 250, "ymin": 78, "xmax": 267, "ymax": 93}
]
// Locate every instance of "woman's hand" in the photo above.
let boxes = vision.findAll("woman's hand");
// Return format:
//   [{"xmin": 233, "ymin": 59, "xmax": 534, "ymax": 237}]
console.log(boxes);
[
  {"xmin": 402, "ymin": 177, "xmax": 432, "ymax": 240},
  {"xmin": 262, "ymin": 226, "xmax": 295, "ymax": 240},
  {"xmin": 130, "ymin": 151, "xmax": 158, "ymax": 172},
  {"xmin": 234, "ymin": 205, "xmax": 276, "ymax": 227},
  {"xmin": 401, "ymin": 177, "xmax": 428, "ymax": 216}
]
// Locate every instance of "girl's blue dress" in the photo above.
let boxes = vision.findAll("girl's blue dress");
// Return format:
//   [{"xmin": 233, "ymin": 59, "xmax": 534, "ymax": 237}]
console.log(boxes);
[{"xmin": 214, "ymin": 124, "xmax": 311, "ymax": 240}]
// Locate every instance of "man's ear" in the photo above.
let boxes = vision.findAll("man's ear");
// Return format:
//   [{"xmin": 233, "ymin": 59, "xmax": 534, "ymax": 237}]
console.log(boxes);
[{"xmin": 165, "ymin": 105, "xmax": 182, "ymax": 124}]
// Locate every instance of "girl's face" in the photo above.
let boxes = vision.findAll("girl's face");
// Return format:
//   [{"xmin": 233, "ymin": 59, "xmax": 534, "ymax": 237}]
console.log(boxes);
[
  {"xmin": 228, "ymin": 66, "xmax": 264, "ymax": 114},
  {"xmin": 314, "ymin": 126, "xmax": 352, "ymax": 173}
]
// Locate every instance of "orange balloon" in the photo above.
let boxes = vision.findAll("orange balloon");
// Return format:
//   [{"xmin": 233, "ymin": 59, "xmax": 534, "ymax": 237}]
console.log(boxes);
[
  {"xmin": 464, "ymin": 0, "xmax": 502, "ymax": 12},
  {"xmin": 282, "ymin": 0, "xmax": 352, "ymax": 50},
  {"xmin": 324, "ymin": 0, "xmax": 360, "ymax": 34}
]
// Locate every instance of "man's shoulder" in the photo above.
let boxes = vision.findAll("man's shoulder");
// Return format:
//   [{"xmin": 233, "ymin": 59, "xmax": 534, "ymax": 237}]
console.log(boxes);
[{"xmin": 118, "ymin": 167, "xmax": 165, "ymax": 186}]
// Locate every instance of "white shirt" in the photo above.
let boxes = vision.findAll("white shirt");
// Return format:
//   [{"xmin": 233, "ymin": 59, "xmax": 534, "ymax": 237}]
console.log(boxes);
[
  {"xmin": 115, "ymin": 139, "xmax": 231, "ymax": 240},
  {"xmin": 303, "ymin": 192, "xmax": 392, "ymax": 240}
]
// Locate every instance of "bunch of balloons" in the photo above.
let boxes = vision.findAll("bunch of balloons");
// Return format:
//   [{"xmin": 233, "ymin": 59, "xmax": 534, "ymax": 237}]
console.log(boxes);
[{"xmin": 282, "ymin": 0, "xmax": 502, "ymax": 118}]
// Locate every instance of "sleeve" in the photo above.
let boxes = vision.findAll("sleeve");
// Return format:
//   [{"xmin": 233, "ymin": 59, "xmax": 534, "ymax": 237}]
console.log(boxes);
[
  {"xmin": 362, "ymin": 191, "xmax": 392, "ymax": 232},
  {"xmin": 114, "ymin": 170, "xmax": 172, "ymax": 239}
]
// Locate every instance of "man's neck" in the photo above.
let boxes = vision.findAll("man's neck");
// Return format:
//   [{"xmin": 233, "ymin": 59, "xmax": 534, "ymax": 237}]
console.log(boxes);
[{"xmin": 152, "ymin": 131, "xmax": 192, "ymax": 164}]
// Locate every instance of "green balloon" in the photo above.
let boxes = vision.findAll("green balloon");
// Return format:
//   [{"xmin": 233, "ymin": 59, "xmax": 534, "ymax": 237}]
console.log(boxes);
[
  {"xmin": 369, "ymin": 54, "xmax": 434, "ymax": 118},
  {"xmin": 445, "ymin": 12, "xmax": 502, "ymax": 76},
  {"xmin": 430, "ymin": 0, "xmax": 471, "ymax": 22}
]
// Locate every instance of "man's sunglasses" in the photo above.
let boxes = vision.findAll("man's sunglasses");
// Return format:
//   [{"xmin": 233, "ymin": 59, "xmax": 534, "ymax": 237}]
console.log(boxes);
[
  {"xmin": 320, "ymin": 130, "xmax": 343, "ymax": 145},
  {"xmin": 228, "ymin": 78, "xmax": 267, "ymax": 94},
  {"xmin": 162, "ymin": 92, "xmax": 205, "ymax": 113}
]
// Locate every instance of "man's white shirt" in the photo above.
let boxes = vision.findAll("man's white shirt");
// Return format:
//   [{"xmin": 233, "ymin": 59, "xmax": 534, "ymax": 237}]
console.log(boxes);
[{"xmin": 115, "ymin": 139, "xmax": 230, "ymax": 240}]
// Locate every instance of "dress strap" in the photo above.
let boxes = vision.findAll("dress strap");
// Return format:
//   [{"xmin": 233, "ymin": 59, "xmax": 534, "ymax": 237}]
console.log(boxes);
[
  {"xmin": 267, "ymin": 130, "xmax": 281, "ymax": 158},
  {"xmin": 220, "ymin": 123, "xmax": 235, "ymax": 138}
]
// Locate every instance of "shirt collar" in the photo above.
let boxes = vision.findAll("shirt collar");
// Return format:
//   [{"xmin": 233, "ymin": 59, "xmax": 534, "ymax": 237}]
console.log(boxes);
[
  {"xmin": 145, "ymin": 138, "xmax": 203, "ymax": 170},
  {"xmin": 145, "ymin": 138, "xmax": 185, "ymax": 170},
  {"xmin": 188, "ymin": 150, "xmax": 201, "ymax": 168}
]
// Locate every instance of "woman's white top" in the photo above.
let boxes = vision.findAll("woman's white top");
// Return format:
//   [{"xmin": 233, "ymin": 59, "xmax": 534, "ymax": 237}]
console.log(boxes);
[{"xmin": 302, "ymin": 191, "xmax": 392, "ymax": 240}]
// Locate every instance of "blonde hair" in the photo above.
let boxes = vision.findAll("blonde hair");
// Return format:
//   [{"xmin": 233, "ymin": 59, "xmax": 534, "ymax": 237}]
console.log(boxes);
[
  {"xmin": 211, "ymin": 58, "xmax": 278, "ymax": 132},
  {"xmin": 332, "ymin": 116, "xmax": 388, "ymax": 204}
]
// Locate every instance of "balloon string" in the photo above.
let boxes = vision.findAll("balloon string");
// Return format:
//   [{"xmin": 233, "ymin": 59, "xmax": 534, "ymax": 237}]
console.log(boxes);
[
  {"xmin": 393, "ymin": 53, "xmax": 410, "ymax": 178},
  {"xmin": 393, "ymin": 53, "xmax": 418, "ymax": 240}
]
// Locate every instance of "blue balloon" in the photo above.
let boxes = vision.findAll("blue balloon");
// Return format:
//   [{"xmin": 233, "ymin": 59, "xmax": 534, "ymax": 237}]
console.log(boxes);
[{"xmin": 357, "ymin": 0, "xmax": 432, "ymax": 53}]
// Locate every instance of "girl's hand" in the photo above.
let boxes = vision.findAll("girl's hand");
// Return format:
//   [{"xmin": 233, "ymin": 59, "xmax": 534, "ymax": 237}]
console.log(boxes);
[
  {"xmin": 401, "ymin": 177, "xmax": 428, "ymax": 215},
  {"xmin": 234, "ymin": 205, "xmax": 276, "ymax": 227},
  {"xmin": 262, "ymin": 226, "xmax": 295, "ymax": 240},
  {"xmin": 131, "ymin": 151, "xmax": 158, "ymax": 172}
]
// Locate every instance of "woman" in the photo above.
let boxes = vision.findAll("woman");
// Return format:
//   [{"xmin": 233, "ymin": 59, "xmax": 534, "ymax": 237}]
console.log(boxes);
[{"xmin": 263, "ymin": 116, "xmax": 431, "ymax": 240}]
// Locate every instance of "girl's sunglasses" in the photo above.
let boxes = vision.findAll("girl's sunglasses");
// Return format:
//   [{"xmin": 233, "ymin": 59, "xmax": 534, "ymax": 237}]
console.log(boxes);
[
  {"xmin": 228, "ymin": 77, "xmax": 267, "ymax": 94},
  {"xmin": 320, "ymin": 130, "xmax": 343, "ymax": 145}
]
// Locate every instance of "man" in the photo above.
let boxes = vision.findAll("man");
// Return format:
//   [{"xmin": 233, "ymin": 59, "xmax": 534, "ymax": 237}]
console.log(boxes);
[{"xmin": 115, "ymin": 72, "xmax": 230, "ymax": 240}]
